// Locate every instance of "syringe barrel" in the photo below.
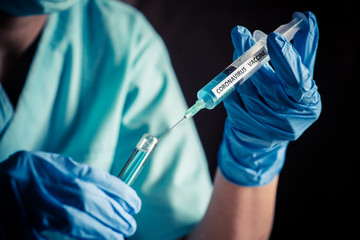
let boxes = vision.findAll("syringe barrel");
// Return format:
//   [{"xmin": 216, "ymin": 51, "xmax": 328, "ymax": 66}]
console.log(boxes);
[
  {"xmin": 196, "ymin": 12, "xmax": 308, "ymax": 110},
  {"xmin": 274, "ymin": 12, "xmax": 309, "ymax": 41},
  {"xmin": 197, "ymin": 41, "xmax": 268, "ymax": 109}
]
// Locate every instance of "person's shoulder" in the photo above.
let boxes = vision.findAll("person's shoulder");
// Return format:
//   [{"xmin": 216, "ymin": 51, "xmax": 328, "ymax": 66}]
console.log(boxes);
[
  {"xmin": 85, "ymin": 0, "xmax": 153, "ymax": 30},
  {"xmin": 80, "ymin": 0, "xmax": 160, "ymax": 45},
  {"xmin": 91, "ymin": 0, "xmax": 142, "ymax": 18}
]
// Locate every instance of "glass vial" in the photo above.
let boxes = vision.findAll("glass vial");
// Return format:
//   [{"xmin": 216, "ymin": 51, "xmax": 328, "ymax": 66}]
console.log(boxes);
[{"xmin": 118, "ymin": 134, "xmax": 158, "ymax": 185}]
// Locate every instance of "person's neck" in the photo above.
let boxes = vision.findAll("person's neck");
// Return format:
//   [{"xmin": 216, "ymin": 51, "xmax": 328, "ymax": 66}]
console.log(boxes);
[{"xmin": 0, "ymin": 11, "xmax": 47, "ymax": 82}]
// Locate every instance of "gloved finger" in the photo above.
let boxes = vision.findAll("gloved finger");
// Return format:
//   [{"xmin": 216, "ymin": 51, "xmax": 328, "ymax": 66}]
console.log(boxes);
[
  {"xmin": 37, "ymin": 177, "xmax": 137, "ymax": 237},
  {"xmin": 230, "ymin": 25, "xmax": 279, "ymax": 106},
  {"xmin": 267, "ymin": 32, "xmax": 319, "ymax": 106},
  {"xmin": 44, "ymin": 152, "xmax": 141, "ymax": 214},
  {"xmin": 75, "ymin": 164, "xmax": 141, "ymax": 215},
  {"xmin": 62, "ymin": 206, "xmax": 128, "ymax": 239},
  {"xmin": 25, "ymin": 153, "xmax": 138, "ymax": 234},
  {"xmin": 231, "ymin": 26, "xmax": 255, "ymax": 59},
  {"xmin": 293, "ymin": 11, "xmax": 319, "ymax": 75},
  {"xmin": 1, "ymin": 151, "xmax": 138, "ymax": 238},
  {"xmin": 73, "ymin": 180, "xmax": 138, "ymax": 237}
]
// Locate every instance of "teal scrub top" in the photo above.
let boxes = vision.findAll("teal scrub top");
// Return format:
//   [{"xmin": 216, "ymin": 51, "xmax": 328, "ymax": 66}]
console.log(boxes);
[{"xmin": 0, "ymin": 0, "xmax": 213, "ymax": 239}]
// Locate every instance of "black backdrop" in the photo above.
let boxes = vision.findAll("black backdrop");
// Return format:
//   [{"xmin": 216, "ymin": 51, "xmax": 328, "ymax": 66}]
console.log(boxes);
[{"xmin": 129, "ymin": 1, "xmax": 357, "ymax": 238}]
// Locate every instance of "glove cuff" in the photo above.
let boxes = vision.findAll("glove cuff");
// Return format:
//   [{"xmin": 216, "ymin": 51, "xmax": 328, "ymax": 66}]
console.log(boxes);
[{"xmin": 218, "ymin": 121, "xmax": 288, "ymax": 187}]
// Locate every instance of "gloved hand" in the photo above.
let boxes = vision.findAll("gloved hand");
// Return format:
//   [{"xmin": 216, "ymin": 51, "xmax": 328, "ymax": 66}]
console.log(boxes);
[
  {"xmin": 0, "ymin": 151, "xmax": 141, "ymax": 239},
  {"xmin": 218, "ymin": 12, "xmax": 321, "ymax": 186}
]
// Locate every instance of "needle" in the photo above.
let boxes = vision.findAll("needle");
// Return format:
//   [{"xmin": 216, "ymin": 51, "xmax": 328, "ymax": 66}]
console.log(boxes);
[{"xmin": 158, "ymin": 117, "xmax": 186, "ymax": 141}]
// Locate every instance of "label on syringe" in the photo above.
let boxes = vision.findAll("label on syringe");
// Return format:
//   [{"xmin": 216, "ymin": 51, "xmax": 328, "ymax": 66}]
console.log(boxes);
[{"xmin": 211, "ymin": 47, "xmax": 268, "ymax": 99}]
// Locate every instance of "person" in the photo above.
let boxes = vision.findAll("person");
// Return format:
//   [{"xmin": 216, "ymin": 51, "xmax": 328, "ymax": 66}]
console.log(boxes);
[{"xmin": 0, "ymin": 0, "xmax": 321, "ymax": 239}]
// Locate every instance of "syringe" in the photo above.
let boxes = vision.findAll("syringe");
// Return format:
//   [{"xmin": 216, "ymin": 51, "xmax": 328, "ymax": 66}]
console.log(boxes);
[
  {"xmin": 118, "ymin": 12, "xmax": 309, "ymax": 186},
  {"xmin": 184, "ymin": 12, "xmax": 309, "ymax": 119}
]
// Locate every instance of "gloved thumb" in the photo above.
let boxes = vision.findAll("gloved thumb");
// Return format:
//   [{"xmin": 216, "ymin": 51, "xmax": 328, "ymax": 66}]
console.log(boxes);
[
  {"xmin": 267, "ymin": 32, "xmax": 319, "ymax": 106},
  {"xmin": 231, "ymin": 26, "xmax": 255, "ymax": 60}
]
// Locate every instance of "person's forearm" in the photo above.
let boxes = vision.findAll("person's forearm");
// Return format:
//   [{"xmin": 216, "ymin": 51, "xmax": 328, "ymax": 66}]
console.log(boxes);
[{"xmin": 188, "ymin": 169, "xmax": 278, "ymax": 240}]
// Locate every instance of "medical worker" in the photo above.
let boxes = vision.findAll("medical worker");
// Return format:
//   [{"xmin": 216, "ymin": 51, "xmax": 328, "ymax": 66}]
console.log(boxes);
[{"xmin": 0, "ymin": 0, "xmax": 321, "ymax": 239}]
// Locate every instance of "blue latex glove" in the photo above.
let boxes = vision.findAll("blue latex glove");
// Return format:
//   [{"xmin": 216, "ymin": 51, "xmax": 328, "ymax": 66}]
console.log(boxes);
[
  {"xmin": 0, "ymin": 151, "xmax": 141, "ymax": 239},
  {"xmin": 218, "ymin": 12, "xmax": 321, "ymax": 186}
]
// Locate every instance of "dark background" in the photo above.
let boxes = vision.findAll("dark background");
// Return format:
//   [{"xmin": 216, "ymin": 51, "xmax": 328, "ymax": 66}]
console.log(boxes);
[{"xmin": 129, "ymin": 1, "xmax": 357, "ymax": 239}]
